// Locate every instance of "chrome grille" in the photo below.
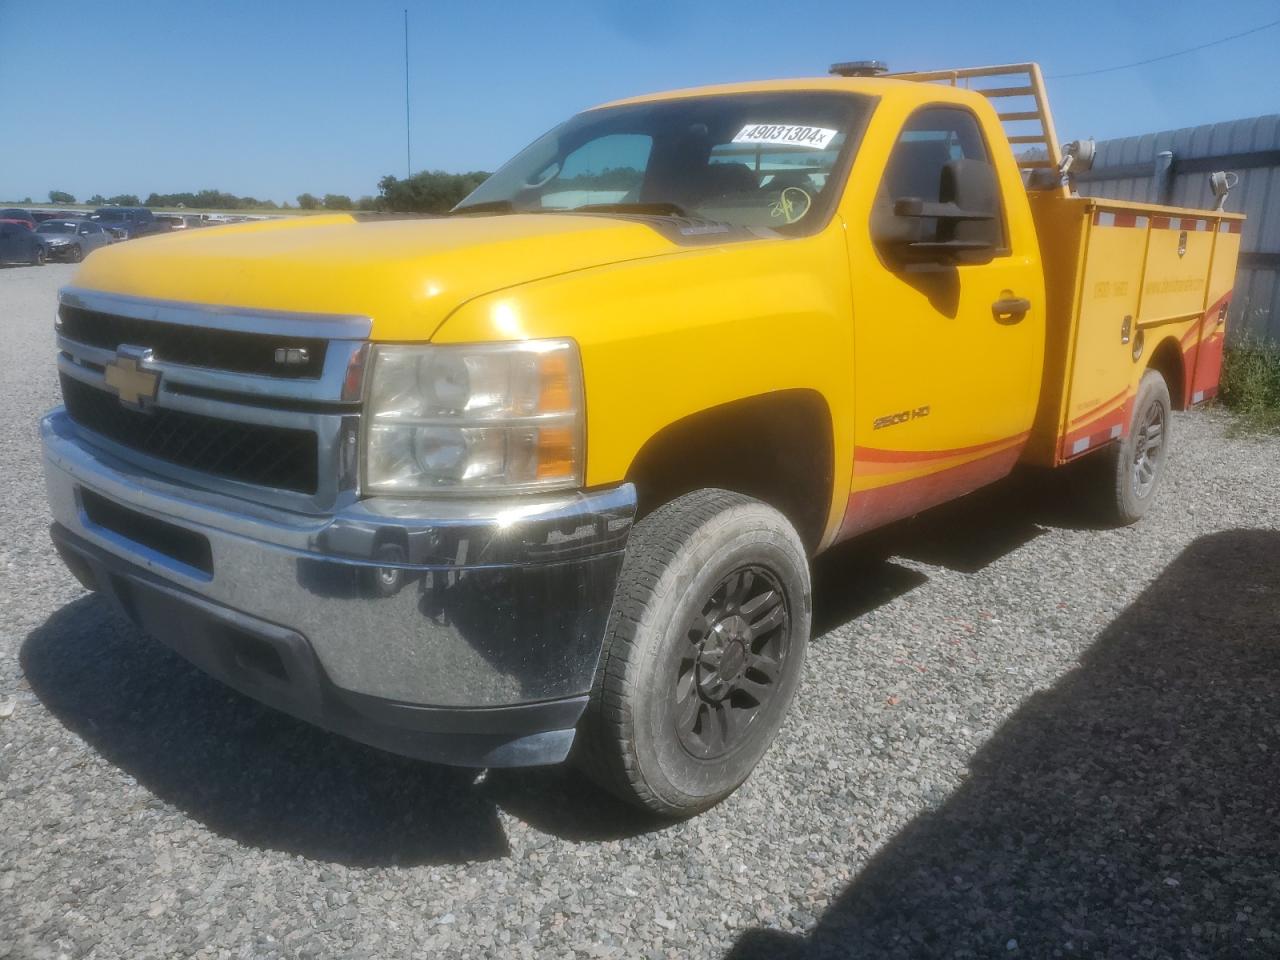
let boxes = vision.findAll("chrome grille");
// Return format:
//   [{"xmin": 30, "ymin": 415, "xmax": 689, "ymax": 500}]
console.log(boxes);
[
  {"xmin": 60, "ymin": 374, "xmax": 320, "ymax": 494},
  {"xmin": 57, "ymin": 304, "xmax": 328, "ymax": 379},
  {"xmin": 55, "ymin": 287, "xmax": 371, "ymax": 513}
]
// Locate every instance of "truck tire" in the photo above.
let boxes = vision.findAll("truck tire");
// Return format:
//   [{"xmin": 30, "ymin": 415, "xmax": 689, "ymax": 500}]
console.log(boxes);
[
  {"xmin": 1095, "ymin": 369, "xmax": 1172, "ymax": 525},
  {"xmin": 577, "ymin": 488, "xmax": 811, "ymax": 816}
]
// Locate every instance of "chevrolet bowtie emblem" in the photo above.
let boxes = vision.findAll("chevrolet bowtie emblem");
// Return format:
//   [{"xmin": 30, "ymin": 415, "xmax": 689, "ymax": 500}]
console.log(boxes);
[{"xmin": 103, "ymin": 346, "xmax": 160, "ymax": 408}]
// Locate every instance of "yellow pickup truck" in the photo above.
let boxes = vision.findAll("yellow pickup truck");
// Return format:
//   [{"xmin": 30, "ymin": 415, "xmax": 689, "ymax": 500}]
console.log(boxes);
[{"xmin": 42, "ymin": 63, "xmax": 1242, "ymax": 816}]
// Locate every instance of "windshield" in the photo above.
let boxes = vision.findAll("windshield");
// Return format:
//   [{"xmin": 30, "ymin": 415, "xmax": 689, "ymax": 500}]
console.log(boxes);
[
  {"xmin": 456, "ymin": 91, "xmax": 872, "ymax": 234},
  {"xmin": 94, "ymin": 210, "xmax": 126, "ymax": 221},
  {"xmin": 37, "ymin": 222, "xmax": 75, "ymax": 234}
]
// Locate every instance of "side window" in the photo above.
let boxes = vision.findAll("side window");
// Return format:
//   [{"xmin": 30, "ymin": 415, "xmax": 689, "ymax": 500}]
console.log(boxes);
[
  {"xmin": 539, "ymin": 134, "xmax": 652, "ymax": 208},
  {"xmin": 878, "ymin": 106, "xmax": 1005, "ymax": 250}
]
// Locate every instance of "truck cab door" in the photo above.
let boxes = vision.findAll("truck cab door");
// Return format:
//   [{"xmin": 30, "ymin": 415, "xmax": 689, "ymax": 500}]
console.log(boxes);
[{"xmin": 840, "ymin": 104, "xmax": 1045, "ymax": 538}]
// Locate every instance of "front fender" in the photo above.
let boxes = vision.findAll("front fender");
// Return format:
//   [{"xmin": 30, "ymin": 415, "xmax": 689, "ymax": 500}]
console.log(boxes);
[{"xmin": 432, "ymin": 223, "xmax": 856, "ymax": 547}]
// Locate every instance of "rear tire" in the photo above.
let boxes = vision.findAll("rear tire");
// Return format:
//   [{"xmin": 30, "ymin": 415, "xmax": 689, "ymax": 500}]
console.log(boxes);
[
  {"xmin": 577, "ymin": 488, "xmax": 811, "ymax": 817},
  {"xmin": 1092, "ymin": 369, "xmax": 1172, "ymax": 525}
]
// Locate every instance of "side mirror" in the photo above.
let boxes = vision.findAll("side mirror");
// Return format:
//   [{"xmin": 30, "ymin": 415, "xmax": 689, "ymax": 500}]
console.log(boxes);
[{"xmin": 874, "ymin": 158, "xmax": 1001, "ymax": 264}]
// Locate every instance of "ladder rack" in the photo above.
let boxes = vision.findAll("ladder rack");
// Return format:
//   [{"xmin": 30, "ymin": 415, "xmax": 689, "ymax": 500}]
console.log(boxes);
[{"xmin": 885, "ymin": 63, "xmax": 1066, "ymax": 192}]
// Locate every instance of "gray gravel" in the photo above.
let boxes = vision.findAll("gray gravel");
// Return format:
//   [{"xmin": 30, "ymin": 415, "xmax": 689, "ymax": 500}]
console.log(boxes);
[{"xmin": 2, "ymin": 262, "xmax": 1279, "ymax": 959}]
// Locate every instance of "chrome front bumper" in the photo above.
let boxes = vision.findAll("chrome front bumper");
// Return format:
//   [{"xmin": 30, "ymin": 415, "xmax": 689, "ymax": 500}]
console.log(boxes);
[{"xmin": 42, "ymin": 410, "xmax": 635, "ymax": 766}]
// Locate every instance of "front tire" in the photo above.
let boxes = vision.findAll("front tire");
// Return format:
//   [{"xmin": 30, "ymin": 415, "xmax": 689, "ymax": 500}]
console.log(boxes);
[
  {"xmin": 32, "ymin": 247, "xmax": 45, "ymax": 266},
  {"xmin": 69, "ymin": 244, "xmax": 83, "ymax": 263},
  {"xmin": 578, "ymin": 489, "xmax": 811, "ymax": 816}
]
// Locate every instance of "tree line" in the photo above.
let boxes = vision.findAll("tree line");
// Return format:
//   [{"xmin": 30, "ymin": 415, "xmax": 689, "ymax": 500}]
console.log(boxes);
[{"xmin": 39, "ymin": 170, "xmax": 494, "ymax": 214}]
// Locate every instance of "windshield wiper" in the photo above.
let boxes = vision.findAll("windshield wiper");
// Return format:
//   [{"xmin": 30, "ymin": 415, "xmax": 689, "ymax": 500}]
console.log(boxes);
[
  {"xmin": 573, "ymin": 201, "xmax": 690, "ymax": 218},
  {"xmin": 449, "ymin": 200, "xmax": 517, "ymax": 215}
]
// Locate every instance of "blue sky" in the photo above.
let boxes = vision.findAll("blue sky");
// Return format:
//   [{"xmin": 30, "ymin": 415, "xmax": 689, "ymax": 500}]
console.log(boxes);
[{"xmin": 1, "ymin": 0, "xmax": 1277, "ymax": 205}]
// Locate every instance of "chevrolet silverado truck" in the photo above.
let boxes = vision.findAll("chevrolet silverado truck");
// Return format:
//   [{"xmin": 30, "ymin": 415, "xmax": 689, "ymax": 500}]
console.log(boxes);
[{"xmin": 42, "ymin": 63, "xmax": 1243, "ymax": 816}]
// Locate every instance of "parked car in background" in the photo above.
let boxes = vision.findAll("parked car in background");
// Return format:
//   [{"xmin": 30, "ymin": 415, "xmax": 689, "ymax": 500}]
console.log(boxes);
[
  {"xmin": 0, "ymin": 220, "xmax": 47, "ymax": 265},
  {"xmin": 90, "ymin": 207, "xmax": 160, "ymax": 241},
  {"xmin": 0, "ymin": 208, "xmax": 37, "ymax": 230},
  {"xmin": 35, "ymin": 219, "xmax": 112, "ymax": 262},
  {"xmin": 155, "ymin": 213, "xmax": 202, "ymax": 231}
]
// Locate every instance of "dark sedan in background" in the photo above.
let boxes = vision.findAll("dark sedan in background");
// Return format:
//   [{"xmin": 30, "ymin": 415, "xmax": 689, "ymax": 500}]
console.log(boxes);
[
  {"xmin": 91, "ymin": 206, "xmax": 162, "ymax": 240},
  {"xmin": 0, "ymin": 220, "xmax": 48, "ymax": 265},
  {"xmin": 35, "ymin": 219, "xmax": 113, "ymax": 262}
]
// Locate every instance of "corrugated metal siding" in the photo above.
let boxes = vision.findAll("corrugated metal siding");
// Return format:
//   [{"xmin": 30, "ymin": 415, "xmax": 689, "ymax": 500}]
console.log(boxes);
[{"xmin": 1077, "ymin": 114, "xmax": 1280, "ymax": 341}]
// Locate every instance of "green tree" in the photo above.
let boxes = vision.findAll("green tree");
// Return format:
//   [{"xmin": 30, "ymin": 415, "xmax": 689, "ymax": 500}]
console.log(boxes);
[
  {"xmin": 356, "ymin": 195, "xmax": 378, "ymax": 211},
  {"xmin": 376, "ymin": 170, "xmax": 490, "ymax": 214},
  {"xmin": 297, "ymin": 193, "xmax": 321, "ymax": 210},
  {"xmin": 107, "ymin": 194, "xmax": 141, "ymax": 206},
  {"xmin": 322, "ymin": 194, "xmax": 354, "ymax": 210},
  {"xmin": 87, "ymin": 194, "xmax": 106, "ymax": 205},
  {"xmin": 48, "ymin": 190, "xmax": 76, "ymax": 204},
  {"xmin": 143, "ymin": 190, "xmax": 280, "ymax": 211}
]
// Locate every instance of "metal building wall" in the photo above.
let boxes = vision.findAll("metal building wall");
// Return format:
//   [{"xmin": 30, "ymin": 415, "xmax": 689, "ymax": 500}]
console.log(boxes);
[{"xmin": 1075, "ymin": 114, "xmax": 1280, "ymax": 341}]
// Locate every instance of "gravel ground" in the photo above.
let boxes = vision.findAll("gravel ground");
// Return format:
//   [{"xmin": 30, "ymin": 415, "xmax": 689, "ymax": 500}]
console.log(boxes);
[{"xmin": 2, "ymin": 262, "xmax": 1279, "ymax": 959}]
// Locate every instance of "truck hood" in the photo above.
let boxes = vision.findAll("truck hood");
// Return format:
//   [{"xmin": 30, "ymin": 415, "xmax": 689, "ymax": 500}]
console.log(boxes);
[{"xmin": 69, "ymin": 213, "xmax": 685, "ymax": 340}]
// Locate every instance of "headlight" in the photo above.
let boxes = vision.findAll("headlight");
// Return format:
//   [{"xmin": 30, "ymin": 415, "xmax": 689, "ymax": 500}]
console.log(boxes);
[{"xmin": 363, "ymin": 339, "xmax": 584, "ymax": 495}]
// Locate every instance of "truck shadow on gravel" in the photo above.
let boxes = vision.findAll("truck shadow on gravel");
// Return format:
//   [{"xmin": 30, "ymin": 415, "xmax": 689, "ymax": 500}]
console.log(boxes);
[
  {"xmin": 19, "ymin": 594, "xmax": 671, "ymax": 865},
  {"xmin": 729, "ymin": 528, "xmax": 1280, "ymax": 959},
  {"xmin": 810, "ymin": 465, "xmax": 1098, "ymax": 635},
  {"xmin": 21, "ymin": 595, "xmax": 503, "ymax": 866}
]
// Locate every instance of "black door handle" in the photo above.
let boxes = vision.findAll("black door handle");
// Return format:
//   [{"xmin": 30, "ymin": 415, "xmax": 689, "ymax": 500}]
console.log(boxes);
[{"xmin": 992, "ymin": 297, "xmax": 1031, "ymax": 322}]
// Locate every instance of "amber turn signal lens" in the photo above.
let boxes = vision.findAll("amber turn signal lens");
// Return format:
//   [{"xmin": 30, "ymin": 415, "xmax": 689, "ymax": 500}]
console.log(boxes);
[
  {"xmin": 535, "ymin": 426, "xmax": 577, "ymax": 479},
  {"xmin": 538, "ymin": 351, "xmax": 574, "ymax": 413}
]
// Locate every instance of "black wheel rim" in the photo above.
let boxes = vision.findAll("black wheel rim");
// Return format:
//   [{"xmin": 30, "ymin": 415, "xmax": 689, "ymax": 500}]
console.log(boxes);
[
  {"xmin": 674, "ymin": 565, "xmax": 791, "ymax": 760},
  {"xmin": 1131, "ymin": 399, "xmax": 1165, "ymax": 498}
]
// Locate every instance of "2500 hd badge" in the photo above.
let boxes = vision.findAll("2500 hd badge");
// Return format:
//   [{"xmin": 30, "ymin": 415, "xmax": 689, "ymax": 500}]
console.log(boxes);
[{"xmin": 873, "ymin": 405, "xmax": 931, "ymax": 430}]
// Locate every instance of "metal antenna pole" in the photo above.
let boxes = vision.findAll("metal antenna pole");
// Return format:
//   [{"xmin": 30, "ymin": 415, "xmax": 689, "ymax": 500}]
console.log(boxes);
[{"xmin": 404, "ymin": 8, "xmax": 412, "ymax": 178}]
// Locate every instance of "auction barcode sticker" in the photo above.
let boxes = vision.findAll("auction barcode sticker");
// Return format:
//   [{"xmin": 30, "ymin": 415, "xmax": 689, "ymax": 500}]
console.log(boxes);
[{"xmin": 731, "ymin": 124, "xmax": 838, "ymax": 149}]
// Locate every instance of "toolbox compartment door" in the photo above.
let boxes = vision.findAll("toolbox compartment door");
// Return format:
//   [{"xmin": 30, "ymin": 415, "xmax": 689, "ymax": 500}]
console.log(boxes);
[
  {"xmin": 1057, "ymin": 211, "xmax": 1147, "ymax": 461},
  {"xmin": 1187, "ymin": 220, "xmax": 1243, "ymax": 405}
]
